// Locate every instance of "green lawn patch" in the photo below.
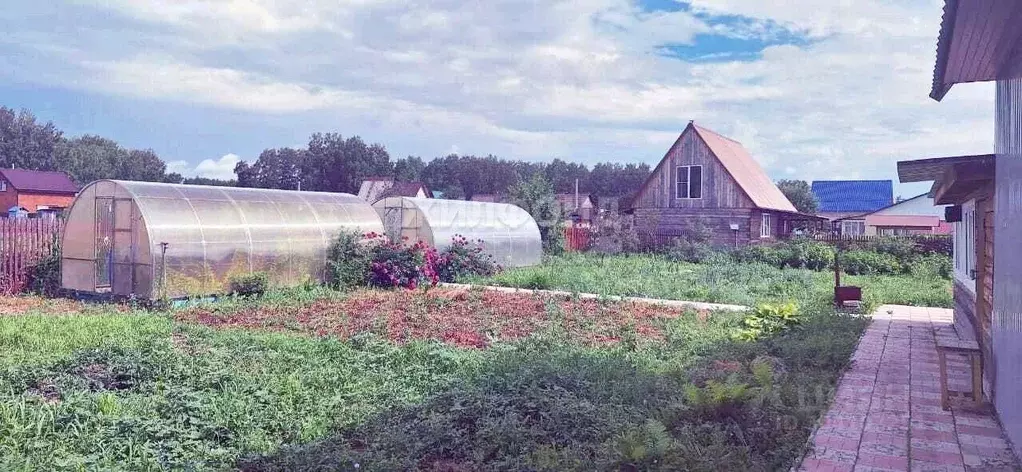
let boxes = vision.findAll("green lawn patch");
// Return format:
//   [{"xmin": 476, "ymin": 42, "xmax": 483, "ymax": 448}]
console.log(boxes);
[{"xmin": 464, "ymin": 253, "xmax": 952, "ymax": 308}]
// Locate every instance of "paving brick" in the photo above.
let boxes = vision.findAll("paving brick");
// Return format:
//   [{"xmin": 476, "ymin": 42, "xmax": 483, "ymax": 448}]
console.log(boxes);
[{"xmin": 798, "ymin": 306, "xmax": 1020, "ymax": 472}]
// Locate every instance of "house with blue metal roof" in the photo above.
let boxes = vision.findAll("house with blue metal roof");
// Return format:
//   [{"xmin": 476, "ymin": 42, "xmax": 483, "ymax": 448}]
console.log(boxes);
[{"xmin": 810, "ymin": 180, "xmax": 894, "ymax": 221}]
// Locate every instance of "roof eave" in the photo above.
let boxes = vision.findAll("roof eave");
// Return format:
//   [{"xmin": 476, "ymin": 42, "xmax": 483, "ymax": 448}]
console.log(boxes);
[{"xmin": 930, "ymin": 0, "xmax": 959, "ymax": 101}]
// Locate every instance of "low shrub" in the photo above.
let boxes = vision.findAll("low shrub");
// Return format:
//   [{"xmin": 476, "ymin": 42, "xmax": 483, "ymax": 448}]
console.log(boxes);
[
  {"xmin": 666, "ymin": 239, "xmax": 716, "ymax": 263},
  {"xmin": 780, "ymin": 238, "xmax": 835, "ymax": 270},
  {"xmin": 733, "ymin": 302, "xmax": 800, "ymax": 341},
  {"xmin": 909, "ymin": 254, "xmax": 952, "ymax": 279},
  {"xmin": 228, "ymin": 272, "xmax": 269, "ymax": 297},
  {"xmin": 839, "ymin": 250, "xmax": 901, "ymax": 275},
  {"xmin": 26, "ymin": 242, "xmax": 61, "ymax": 297},
  {"xmin": 731, "ymin": 244, "xmax": 784, "ymax": 267},
  {"xmin": 326, "ymin": 231, "xmax": 376, "ymax": 289},
  {"xmin": 864, "ymin": 236, "xmax": 916, "ymax": 261},
  {"xmin": 435, "ymin": 235, "xmax": 500, "ymax": 282}
]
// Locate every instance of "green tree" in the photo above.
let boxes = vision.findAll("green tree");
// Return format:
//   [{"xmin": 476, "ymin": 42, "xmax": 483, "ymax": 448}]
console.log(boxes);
[
  {"xmin": 509, "ymin": 173, "xmax": 563, "ymax": 253},
  {"xmin": 0, "ymin": 107, "xmax": 62, "ymax": 171},
  {"xmin": 776, "ymin": 179, "xmax": 818, "ymax": 214},
  {"xmin": 304, "ymin": 133, "xmax": 392, "ymax": 193},
  {"xmin": 55, "ymin": 135, "xmax": 169, "ymax": 184},
  {"xmin": 236, "ymin": 148, "xmax": 304, "ymax": 189},
  {"xmin": 394, "ymin": 156, "xmax": 426, "ymax": 182}
]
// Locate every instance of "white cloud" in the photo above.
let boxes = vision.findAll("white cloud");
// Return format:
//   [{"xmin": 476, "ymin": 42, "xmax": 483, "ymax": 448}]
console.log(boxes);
[
  {"xmin": 192, "ymin": 154, "xmax": 244, "ymax": 180},
  {"xmin": 0, "ymin": 0, "xmax": 996, "ymax": 193}
]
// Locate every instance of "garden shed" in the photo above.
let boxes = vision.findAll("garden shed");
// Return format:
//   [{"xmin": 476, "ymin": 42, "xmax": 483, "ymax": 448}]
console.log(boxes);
[
  {"xmin": 372, "ymin": 197, "xmax": 542, "ymax": 267},
  {"xmin": 61, "ymin": 180, "xmax": 384, "ymax": 299}
]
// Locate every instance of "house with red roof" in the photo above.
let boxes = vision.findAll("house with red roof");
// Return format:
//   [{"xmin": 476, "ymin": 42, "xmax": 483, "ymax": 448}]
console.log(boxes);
[
  {"xmin": 631, "ymin": 121, "xmax": 822, "ymax": 247},
  {"xmin": 0, "ymin": 169, "xmax": 78, "ymax": 216}
]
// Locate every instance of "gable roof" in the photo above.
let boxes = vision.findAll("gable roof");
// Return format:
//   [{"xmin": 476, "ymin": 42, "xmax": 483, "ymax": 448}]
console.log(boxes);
[
  {"xmin": 811, "ymin": 180, "xmax": 893, "ymax": 213},
  {"xmin": 555, "ymin": 193, "xmax": 592, "ymax": 208},
  {"xmin": 633, "ymin": 123, "xmax": 797, "ymax": 212},
  {"xmin": 688, "ymin": 124, "xmax": 796, "ymax": 212},
  {"xmin": 378, "ymin": 181, "xmax": 430, "ymax": 200},
  {"xmin": 0, "ymin": 169, "xmax": 78, "ymax": 194}
]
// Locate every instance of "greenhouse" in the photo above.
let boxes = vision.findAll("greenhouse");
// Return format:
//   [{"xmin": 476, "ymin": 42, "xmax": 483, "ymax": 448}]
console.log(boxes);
[
  {"xmin": 61, "ymin": 180, "xmax": 384, "ymax": 299},
  {"xmin": 372, "ymin": 197, "xmax": 542, "ymax": 267}
]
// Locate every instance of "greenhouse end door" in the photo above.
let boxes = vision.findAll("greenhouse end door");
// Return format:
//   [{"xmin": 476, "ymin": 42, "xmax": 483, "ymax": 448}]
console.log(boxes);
[{"xmin": 94, "ymin": 196, "xmax": 137, "ymax": 295}]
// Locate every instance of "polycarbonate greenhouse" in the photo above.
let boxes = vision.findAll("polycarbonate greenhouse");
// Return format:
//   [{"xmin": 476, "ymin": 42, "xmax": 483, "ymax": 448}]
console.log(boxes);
[
  {"xmin": 372, "ymin": 197, "xmax": 542, "ymax": 267},
  {"xmin": 61, "ymin": 180, "xmax": 384, "ymax": 299}
]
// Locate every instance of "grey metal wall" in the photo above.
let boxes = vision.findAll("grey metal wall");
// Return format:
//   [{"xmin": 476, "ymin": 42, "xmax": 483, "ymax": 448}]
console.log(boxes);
[{"xmin": 993, "ymin": 76, "xmax": 1022, "ymax": 457}]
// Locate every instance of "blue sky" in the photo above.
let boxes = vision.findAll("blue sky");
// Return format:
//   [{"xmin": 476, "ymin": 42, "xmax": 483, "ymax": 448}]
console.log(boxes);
[{"xmin": 0, "ymin": 0, "xmax": 994, "ymax": 197}]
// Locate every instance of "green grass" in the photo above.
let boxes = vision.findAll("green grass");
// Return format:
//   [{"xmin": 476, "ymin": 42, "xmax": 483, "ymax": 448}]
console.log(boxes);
[
  {"xmin": 0, "ymin": 287, "xmax": 869, "ymax": 471},
  {"xmin": 464, "ymin": 253, "xmax": 953, "ymax": 308}
]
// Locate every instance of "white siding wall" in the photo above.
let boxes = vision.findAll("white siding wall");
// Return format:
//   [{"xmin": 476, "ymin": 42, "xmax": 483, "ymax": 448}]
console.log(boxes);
[
  {"xmin": 993, "ymin": 76, "xmax": 1022, "ymax": 457},
  {"xmin": 872, "ymin": 195, "xmax": 947, "ymax": 217}
]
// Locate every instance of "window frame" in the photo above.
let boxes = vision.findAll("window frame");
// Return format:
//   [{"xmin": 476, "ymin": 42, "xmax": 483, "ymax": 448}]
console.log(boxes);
[
  {"xmin": 954, "ymin": 200, "xmax": 977, "ymax": 292},
  {"xmin": 0, "ymin": 180, "xmax": 6, "ymax": 192},
  {"xmin": 760, "ymin": 213, "xmax": 772, "ymax": 238},
  {"xmin": 841, "ymin": 220, "xmax": 866, "ymax": 237},
  {"xmin": 675, "ymin": 165, "xmax": 703, "ymax": 200}
]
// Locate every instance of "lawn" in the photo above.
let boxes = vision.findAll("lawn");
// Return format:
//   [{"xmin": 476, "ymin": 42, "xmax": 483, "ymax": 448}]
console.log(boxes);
[
  {"xmin": 464, "ymin": 253, "xmax": 953, "ymax": 308},
  {"xmin": 0, "ymin": 286, "xmax": 868, "ymax": 471}
]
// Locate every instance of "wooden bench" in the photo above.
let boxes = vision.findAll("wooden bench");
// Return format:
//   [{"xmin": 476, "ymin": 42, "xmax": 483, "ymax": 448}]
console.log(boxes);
[{"xmin": 935, "ymin": 334, "xmax": 983, "ymax": 410}]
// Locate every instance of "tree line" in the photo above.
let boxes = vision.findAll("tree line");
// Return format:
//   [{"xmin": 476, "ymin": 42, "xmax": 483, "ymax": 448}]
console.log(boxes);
[
  {"xmin": 236, "ymin": 135, "xmax": 653, "ymax": 200},
  {"xmin": 1, "ymin": 106, "xmax": 650, "ymax": 200}
]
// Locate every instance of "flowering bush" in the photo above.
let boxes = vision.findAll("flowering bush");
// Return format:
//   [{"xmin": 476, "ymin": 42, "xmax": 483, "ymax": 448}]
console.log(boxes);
[
  {"xmin": 327, "ymin": 232, "xmax": 502, "ymax": 290},
  {"xmin": 434, "ymin": 235, "xmax": 500, "ymax": 282},
  {"xmin": 368, "ymin": 239, "xmax": 439, "ymax": 290}
]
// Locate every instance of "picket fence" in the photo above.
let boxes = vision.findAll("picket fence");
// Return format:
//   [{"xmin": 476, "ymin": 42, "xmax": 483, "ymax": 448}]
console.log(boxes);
[{"xmin": 0, "ymin": 218, "xmax": 63, "ymax": 295}]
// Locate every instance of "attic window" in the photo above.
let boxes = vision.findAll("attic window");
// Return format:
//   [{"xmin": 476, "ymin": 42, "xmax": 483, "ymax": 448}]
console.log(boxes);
[
  {"xmin": 0, "ymin": 180, "xmax": 6, "ymax": 192},
  {"xmin": 676, "ymin": 165, "xmax": 702, "ymax": 199}
]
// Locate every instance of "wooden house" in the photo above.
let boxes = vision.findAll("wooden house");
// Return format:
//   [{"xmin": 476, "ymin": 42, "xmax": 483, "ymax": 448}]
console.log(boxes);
[
  {"xmin": 906, "ymin": 0, "xmax": 1022, "ymax": 456},
  {"xmin": 898, "ymin": 154, "xmax": 994, "ymax": 390},
  {"xmin": 631, "ymin": 122, "xmax": 821, "ymax": 247}
]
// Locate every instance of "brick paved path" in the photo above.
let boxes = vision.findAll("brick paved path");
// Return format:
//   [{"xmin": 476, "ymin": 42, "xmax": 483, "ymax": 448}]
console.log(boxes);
[{"xmin": 798, "ymin": 305, "xmax": 1020, "ymax": 472}]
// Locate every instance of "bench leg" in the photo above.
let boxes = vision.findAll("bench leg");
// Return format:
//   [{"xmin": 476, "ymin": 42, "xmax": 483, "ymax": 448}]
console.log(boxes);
[
  {"xmin": 971, "ymin": 352, "xmax": 983, "ymax": 408},
  {"xmin": 939, "ymin": 349, "xmax": 949, "ymax": 411}
]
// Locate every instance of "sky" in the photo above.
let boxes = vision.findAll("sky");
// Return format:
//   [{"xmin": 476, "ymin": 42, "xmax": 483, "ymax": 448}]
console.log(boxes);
[{"xmin": 0, "ymin": 0, "xmax": 995, "ymax": 197}]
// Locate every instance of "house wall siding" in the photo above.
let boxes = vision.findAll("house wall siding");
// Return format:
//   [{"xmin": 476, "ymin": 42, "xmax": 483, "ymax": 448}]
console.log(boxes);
[
  {"xmin": 632, "ymin": 207, "xmax": 754, "ymax": 247},
  {"xmin": 635, "ymin": 131, "xmax": 753, "ymax": 209},
  {"xmin": 992, "ymin": 76, "xmax": 1022, "ymax": 457}
]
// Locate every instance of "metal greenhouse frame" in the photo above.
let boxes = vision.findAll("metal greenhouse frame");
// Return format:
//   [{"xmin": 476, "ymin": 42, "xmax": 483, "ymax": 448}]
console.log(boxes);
[
  {"xmin": 372, "ymin": 197, "xmax": 542, "ymax": 267},
  {"xmin": 61, "ymin": 180, "xmax": 384, "ymax": 299}
]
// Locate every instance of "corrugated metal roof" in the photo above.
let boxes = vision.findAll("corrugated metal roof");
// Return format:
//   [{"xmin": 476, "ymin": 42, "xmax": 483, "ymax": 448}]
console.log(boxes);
[
  {"xmin": 811, "ymin": 180, "xmax": 893, "ymax": 213},
  {"xmin": 690, "ymin": 124, "xmax": 797, "ymax": 212},
  {"xmin": 931, "ymin": 0, "xmax": 1022, "ymax": 101},
  {"xmin": 0, "ymin": 169, "xmax": 77, "ymax": 194}
]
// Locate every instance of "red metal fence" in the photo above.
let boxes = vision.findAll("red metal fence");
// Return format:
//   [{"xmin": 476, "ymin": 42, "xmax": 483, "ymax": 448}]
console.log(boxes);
[{"xmin": 0, "ymin": 218, "xmax": 63, "ymax": 295}]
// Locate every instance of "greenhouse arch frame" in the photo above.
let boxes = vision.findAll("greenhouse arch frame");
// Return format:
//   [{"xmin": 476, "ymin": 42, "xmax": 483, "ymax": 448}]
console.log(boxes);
[
  {"xmin": 372, "ymin": 197, "xmax": 542, "ymax": 267},
  {"xmin": 61, "ymin": 180, "xmax": 384, "ymax": 299}
]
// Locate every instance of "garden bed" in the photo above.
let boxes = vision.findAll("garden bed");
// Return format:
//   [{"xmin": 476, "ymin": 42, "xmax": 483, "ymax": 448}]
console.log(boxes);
[
  {"xmin": 0, "ymin": 287, "xmax": 868, "ymax": 471},
  {"xmin": 175, "ymin": 287, "xmax": 709, "ymax": 348}
]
